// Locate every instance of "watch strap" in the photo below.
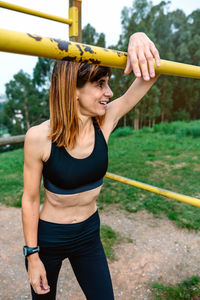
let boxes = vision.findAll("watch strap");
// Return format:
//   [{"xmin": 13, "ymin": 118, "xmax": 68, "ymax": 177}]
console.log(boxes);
[{"xmin": 23, "ymin": 246, "xmax": 40, "ymax": 257}]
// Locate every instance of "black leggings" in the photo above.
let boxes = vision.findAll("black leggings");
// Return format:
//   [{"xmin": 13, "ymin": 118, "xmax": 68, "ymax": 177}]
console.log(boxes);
[{"xmin": 25, "ymin": 210, "xmax": 114, "ymax": 300}]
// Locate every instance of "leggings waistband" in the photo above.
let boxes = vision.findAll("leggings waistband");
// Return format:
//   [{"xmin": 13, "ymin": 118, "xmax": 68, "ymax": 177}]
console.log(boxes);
[{"xmin": 38, "ymin": 210, "xmax": 100, "ymax": 247}]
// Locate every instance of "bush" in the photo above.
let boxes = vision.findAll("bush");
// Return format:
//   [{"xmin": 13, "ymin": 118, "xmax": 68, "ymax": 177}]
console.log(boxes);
[
  {"xmin": 112, "ymin": 126, "xmax": 134, "ymax": 137},
  {"xmin": 153, "ymin": 120, "xmax": 200, "ymax": 138}
]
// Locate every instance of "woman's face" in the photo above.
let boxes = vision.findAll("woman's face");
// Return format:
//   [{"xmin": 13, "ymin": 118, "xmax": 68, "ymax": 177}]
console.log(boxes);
[{"xmin": 76, "ymin": 76, "xmax": 113, "ymax": 117}]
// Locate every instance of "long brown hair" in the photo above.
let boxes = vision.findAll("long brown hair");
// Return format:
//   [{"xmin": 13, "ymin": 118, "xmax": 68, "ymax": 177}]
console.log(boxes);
[{"xmin": 49, "ymin": 61, "xmax": 111, "ymax": 148}]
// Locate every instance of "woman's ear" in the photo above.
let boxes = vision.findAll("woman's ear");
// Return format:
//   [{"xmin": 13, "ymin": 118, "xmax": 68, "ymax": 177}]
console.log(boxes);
[{"xmin": 76, "ymin": 88, "xmax": 80, "ymax": 101}]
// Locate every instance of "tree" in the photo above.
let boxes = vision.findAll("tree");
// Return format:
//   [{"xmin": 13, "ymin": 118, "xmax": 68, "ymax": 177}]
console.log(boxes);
[
  {"xmin": 3, "ymin": 70, "xmax": 44, "ymax": 135},
  {"xmin": 33, "ymin": 57, "xmax": 53, "ymax": 88},
  {"xmin": 82, "ymin": 23, "xmax": 106, "ymax": 47},
  {"xmin": 32, "ymin": 57, "xmax": 53, "ymax": 120},
  {"xmin": 109, "ymin": 0, "xmax": 200, "ymax": 128}
]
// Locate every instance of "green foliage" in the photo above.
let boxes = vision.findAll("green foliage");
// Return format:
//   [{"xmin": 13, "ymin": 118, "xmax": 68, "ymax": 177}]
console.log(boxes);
[
  {"xmin": 112, "ymin": 126, "xmax": 134, "ymax": 137},
  {"xmin": 33, "ymin": 57, "xmax": 53, "ymax": 88},
  {"xmin": 153, "ymin": 120, "xmax": 200, "ymax": 137},
  {"xmin": 152, "ymin": 275, "xmax": 200, "ymax": 299},
  {"xmin": 3, "ymin": 71, "xmax": 38, "ymax": 134},
  {"xmin": 82, "ymin": 23, "xmax": 106, "ymax": 47},
  {"xmin": 1, "ymin": 58, "xmax": 52, "ymax": 140},
  {"xmin": 109, "ymin": 0, "xmax": 200, "ymax": 129}
]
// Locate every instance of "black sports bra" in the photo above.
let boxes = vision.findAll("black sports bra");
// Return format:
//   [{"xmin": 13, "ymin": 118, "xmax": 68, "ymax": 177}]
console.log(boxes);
[{"xmin": 42, "ymin": 119, "xmax": 108, "ymax": 194}]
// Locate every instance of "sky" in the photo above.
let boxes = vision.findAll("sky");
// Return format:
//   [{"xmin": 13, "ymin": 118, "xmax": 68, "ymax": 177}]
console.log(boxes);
[{"xmin": 0, "ymin": 0, "xmax": 199, "ymax": 95}]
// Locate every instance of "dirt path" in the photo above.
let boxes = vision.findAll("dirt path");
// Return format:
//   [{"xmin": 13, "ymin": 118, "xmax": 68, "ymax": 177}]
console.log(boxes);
[{"xmin": 1, "ymin": 205, "xmax": 200, "ymax": 300}]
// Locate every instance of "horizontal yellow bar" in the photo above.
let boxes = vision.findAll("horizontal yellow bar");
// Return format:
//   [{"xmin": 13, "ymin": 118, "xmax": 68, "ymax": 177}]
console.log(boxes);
[
  {"xmin": 105, "ymin": 172, "xmax": 200, "ymax": 208},
  {"xmin": 0, "ymin": 28, "xmax": 200, "ymax": 79},
  {"xmin": 156, "ymin": 59, "xmax": 200, "ymax": 79},
  {"xmin": 0, "ymin": 28, "xmax": 128, "ymax": 68},
  {"xmin": 0, "ymin": 1, "xmax": 72, "ymax": 25}
]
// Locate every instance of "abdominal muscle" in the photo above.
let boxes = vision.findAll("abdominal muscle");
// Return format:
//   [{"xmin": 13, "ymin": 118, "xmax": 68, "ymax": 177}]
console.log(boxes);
[{"xmin": 39, "ymin": 185, "xmax": 102, "ymax": 224}]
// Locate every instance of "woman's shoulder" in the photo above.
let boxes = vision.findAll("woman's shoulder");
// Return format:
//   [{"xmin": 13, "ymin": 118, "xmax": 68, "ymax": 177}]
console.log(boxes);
[
  {"xmin": 25, "ymin": 120, "xmax": 50, "ymax": 141},
  {"xmin": 24, "ymin": 120, "xmax": 51, "ymax": 161}
]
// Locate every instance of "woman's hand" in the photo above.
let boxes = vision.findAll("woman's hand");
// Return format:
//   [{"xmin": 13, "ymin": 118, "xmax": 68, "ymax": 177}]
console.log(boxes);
[
  {"xmin": 124, "ymin": 32, "xmax": 161, "ymax": 81},
  {"xmin": 28, "ymin": 256, "xmax": 50, "ymax": 295}
]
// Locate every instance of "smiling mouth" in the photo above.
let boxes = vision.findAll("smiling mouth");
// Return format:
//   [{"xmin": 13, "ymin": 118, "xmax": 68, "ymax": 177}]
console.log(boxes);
[{"xmin": 99, "ymin": 101, "xmax": 108, "ymax": 106}]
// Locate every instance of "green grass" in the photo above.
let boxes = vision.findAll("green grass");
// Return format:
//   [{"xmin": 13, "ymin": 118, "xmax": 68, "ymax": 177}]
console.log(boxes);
[
  {"xmin": 153, "ymin": 120, "xmax": 200, "ymax": 138},
  {"xmin": 0, "ymin": 148, "xmax": 44, "ymax": 206},
  {"xmin": 152, "ymin": 275, "xmax": 200, "ymax": 299},
  {"xmin": 0, "ymin": 148, "xmax": 24, "ymax": 206},
  {"xmin": 1, "ymin": 120, "xmax": 200, "ymax": 229},
  {"xmin": 98, "ymin": 123, "xmax": 200, "ymax": 230},
  {"xmin": 100, "ymin": 224, "xmax": 132, "ymax": 260}
]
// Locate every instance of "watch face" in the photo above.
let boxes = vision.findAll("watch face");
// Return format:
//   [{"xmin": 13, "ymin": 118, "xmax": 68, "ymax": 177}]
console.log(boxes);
[
  {"xmin": 23, "ymin": 246, "xmax": 39, "ymax": 257},
  {"xmin": 23, "ymin": 246, "xmax": 28, "ymax": 256}
]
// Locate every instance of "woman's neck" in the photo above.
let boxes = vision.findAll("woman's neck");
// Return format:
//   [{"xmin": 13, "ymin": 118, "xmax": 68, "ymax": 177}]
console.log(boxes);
[{"xmin": 78, "ymin": 115, "xmax": 93, "ymax": 135}]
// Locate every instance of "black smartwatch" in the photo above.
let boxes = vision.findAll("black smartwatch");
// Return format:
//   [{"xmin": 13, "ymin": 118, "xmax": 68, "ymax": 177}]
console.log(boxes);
[{"xmin": 23, "ymin": 246, "xmax": 40, "ymax": 257}]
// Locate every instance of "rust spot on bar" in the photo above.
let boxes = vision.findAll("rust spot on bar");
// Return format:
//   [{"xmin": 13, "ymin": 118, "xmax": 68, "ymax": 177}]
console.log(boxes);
[
  {"xmin": 79, "ymin": 58, "xmax": 89, "ymax": 64},
  {"xmin": 53, "ymin": 39, "xmax": 71, "ymax": 52},
  {"xmin": 76, "ymin": 44, "xmax": 84, "ymax": 56},
  {"xmin": 27, "ymin": 33, "xmax": 42, "ymax": 41},
  {"xmin": 83, "ymin": 46, "xmax": 95, "ymax": 54},
  {"xmin": 89, "ymin": 58, "xmax": 101, "ymax": 64},
  {"xmin": 62, "ymin": 56, "xmax": 77, "ymax": 61},
  {"xmin": 77, "ymin": 57, "xmax": 100, "ymax": 64}
]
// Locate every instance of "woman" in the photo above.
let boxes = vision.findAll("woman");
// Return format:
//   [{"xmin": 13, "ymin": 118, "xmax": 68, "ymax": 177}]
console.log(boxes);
[{"xmin": 22, "ymin": 32, "xmax": 160, "ymax": 299}]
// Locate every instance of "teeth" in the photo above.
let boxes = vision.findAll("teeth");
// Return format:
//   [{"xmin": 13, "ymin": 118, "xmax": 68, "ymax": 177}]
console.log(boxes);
[{"xmin": 100, "ymin": 101, "xmax": 107, "ymax": 105}]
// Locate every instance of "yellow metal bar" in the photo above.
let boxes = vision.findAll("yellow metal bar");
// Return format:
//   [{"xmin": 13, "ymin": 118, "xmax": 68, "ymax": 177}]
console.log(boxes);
[
  {"xmin": 155, "ymin": 59, "xmax": 200, "ymax": 79},
  {"xmin": 105, "ymin": 172, "xmax": 200, "ymax": 208},
  {"xmin": 69, "ymin": 7, "xmax": 78, "ymax": 37},
  {"xmin": 0, "ymin": 28, "xmax": 128, "ymax": 68},
  {"xmin": 69, "ymin": 0, "xmax": 82, "ymax": 42},
  {"xmin": 0, "ymin": 1, "xmax": 72, "ymax": 25},
  {"xmin": 0, "ymin": 28, "xmax": 200, "ymax": 79}
]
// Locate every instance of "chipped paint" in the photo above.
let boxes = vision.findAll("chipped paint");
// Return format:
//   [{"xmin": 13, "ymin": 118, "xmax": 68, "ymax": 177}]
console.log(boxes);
[
  {"xmin": 53, "ymin": 39, "xmax": 71, "ymax": 52},
  {"xmin": 27, "ymin": 33, "xmax": 42, "ymax": 41},
  {"xmin": 83, "ymin": 46, "xmax": 95, "ymax": 54},
  {"xmin": 116, "ymin": 51, "xmax": 122, "ymax": 57},
  {"xmin": 62, "ymin": 56, "xmax": 77, "ymax": 61},
  {"xmin": 89, "ymin": 58, "xmax": 101, "ymax": 64},
  {"xmin": 78, "ymin": 57, "xmax": 89, "ymax": 64},
  {"xmin": 75, "ymin": 44, "xmax": 83, "ymax": 56}
]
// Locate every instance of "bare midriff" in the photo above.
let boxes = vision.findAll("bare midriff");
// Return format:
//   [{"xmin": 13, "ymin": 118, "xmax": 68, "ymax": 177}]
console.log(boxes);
[{"xmin": 39, "ymin": 185, "xmax": 102, "ymax": 224}]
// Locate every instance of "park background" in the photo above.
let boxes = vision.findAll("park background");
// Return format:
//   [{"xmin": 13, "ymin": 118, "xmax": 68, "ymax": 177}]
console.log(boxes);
[{"xmin": 1, "ymin": 0, "xmax": 200, "ymax": 298}]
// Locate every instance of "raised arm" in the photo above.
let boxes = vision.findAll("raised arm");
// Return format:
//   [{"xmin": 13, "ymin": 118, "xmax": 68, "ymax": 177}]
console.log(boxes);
[
  {"xmin": 103, "ymin": 32, "xmax": 160, "ymax": 135},
  {"xmin": 21, "ymin": 126, "xmax": 50, "ymax": 295}
]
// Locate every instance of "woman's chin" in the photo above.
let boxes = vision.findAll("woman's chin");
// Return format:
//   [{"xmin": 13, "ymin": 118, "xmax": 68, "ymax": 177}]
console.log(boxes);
[{"xmin": 96, "ymin": 110, "xmax": 106, "ymax": 117}]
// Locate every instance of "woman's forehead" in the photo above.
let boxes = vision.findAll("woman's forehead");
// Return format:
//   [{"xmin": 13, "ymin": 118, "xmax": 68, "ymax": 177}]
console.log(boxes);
[{"xmin": 96, "ymin": 76, "xmax": 110, "ymax": 82}]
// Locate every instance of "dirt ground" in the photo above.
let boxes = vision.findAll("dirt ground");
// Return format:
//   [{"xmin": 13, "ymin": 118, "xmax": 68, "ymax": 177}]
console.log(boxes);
[{"xmin": 1, "ymin": 204, "xmax": 200, "ymax": 300}]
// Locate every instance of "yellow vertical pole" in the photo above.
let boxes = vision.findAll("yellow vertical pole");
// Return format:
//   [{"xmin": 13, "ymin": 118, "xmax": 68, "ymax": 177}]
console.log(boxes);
[{"xmin": 69, "ymin": 0, "xmax": 82, "ymax": 42}]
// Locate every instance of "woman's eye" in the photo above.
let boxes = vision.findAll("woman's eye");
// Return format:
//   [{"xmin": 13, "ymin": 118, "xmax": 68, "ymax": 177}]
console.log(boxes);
[{"xmin": 97, "ymin": 80, "xmax": 104, "ymax": 88}]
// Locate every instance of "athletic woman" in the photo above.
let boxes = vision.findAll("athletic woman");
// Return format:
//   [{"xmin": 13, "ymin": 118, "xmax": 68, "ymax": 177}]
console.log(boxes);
[{"xmin": 22, "ymin": 32, "xmax": 160, "ymax": 299}]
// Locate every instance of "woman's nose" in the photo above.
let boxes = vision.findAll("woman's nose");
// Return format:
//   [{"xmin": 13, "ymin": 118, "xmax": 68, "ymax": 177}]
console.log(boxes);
[{"xmin": 105, "ymin": 85, "xmax": 113, "ymax": 98}]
